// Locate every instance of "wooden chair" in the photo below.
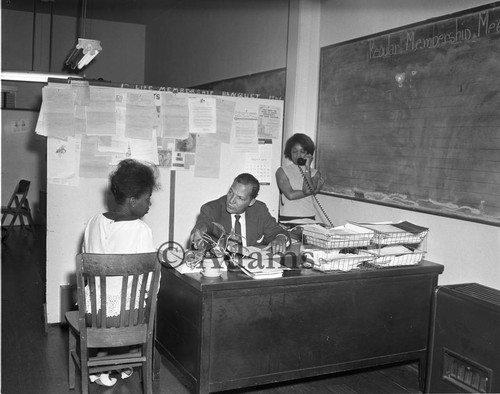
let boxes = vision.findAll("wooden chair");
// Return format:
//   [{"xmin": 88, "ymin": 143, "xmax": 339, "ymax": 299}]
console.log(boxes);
[
  {"xmin": 1, "ymin": 179, "xmax": 35, "ymax": 240},
  {"xmin": 65, "ymin": 253, "xmax": 161, "ymax": 394}
]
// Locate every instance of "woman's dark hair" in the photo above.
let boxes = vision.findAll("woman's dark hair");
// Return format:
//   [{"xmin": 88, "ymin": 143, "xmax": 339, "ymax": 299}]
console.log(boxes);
[
  {"xmin": 283, "ymin": 133, "xmax": 316, "ymax": 159},
  {"xmin": 234, "ymin": 173, "xmax": 260, "ymax": 199},
  {"xmin": 110, "ymin": 159, "xmax": 159, "ymax": 204}
]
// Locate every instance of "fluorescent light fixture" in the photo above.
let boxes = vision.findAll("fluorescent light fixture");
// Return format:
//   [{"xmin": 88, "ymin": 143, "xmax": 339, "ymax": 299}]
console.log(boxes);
[
  {"xmin": 65, "ymin": 38, "xmax": 102, "ymax": 70},
  {"xmin": 1, "ymin": 71, "xmax": 83, "ymax": 83}
]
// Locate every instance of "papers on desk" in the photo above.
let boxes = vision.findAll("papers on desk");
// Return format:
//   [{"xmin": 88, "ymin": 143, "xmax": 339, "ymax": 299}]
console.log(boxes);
[
  {"xmin": 238, "ymin": 248, "xmax": 284, "ymax": 279},
  {"xmin": 302, "ymin": 224, "xmax": 373, "ymax": 249},
  {"xmin": 302, "ymin": 248, "xmax": 373, "ymax": 272},
  {"xmin": 174, "ymin": 263, "xmax": 202, "ymax": 274},
  {"xmin": 279, "ymin": 218, "xmax": 323, "ymax": 226},
  {"xmin": 239, "ymin": 257, "xmax": 284, "ymax": 279},
  {"xmin": 175, "ymin": 262, "xmax": 226, "ymax": 274},
  {"xmin": 347, "ymin": 221, "xmax": 428, "ymax": 245},
  {"xmin": 372, "ymin": 245, "xmax": 424, "ymax": 267}
]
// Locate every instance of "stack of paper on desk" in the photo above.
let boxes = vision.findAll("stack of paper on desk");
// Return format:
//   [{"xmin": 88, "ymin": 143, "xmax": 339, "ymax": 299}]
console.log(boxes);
[
  {"xmin": 302, "ymin": 224, "xmax": 373, "ymax": 248},
  {"xmin": 347, "ymin": 221, "xmax": 428, "ymax": 245},
  {"xmin": 302, "ymin": 248, "xmax": 373, "ymax": 272},
  {"xmin": 303, "ymin": 224, "xmax": 368, "ymax": 237},
  {"xmin": 239, "ymin": 255, "xmax": 284, "ymax": 279},
  {"xmin": 372, "ymin": 245, "xmax": 423, "ymax": 266}
]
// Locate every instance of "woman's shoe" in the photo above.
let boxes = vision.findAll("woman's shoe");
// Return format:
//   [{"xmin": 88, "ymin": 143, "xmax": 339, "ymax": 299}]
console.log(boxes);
[
  {"xmin": 90, "ymin": 373, "xmax": 117, "ymax": 387},
  {"xmin": 120, "ymin": 368, "xmax": 133, "ymax": 379}
]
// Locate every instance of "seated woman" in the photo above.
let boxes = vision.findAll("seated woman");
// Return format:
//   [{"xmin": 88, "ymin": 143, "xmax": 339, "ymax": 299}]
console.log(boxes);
[
  {"xmin": 276, "ymin": 133, "xmax": 324, "ymax": 223},
  {"xmin": 82, "ymin": 158, "xmax": 159, "ymax": 387}
]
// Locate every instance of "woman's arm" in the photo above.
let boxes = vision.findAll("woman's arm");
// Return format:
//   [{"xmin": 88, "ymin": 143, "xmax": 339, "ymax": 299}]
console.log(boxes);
[
  {"xmin": 310, "ymin": 170, "xmax": 325, "ymax": 194},
  {"xmin": 276, "ymin": 167, "xmax": 312, "ymax": 200}
]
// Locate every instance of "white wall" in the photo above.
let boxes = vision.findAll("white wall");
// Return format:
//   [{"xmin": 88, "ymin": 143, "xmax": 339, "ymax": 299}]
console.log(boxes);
[{"xmin": 313, "ymin": 0, "xmax": 500, "ymax": 289}]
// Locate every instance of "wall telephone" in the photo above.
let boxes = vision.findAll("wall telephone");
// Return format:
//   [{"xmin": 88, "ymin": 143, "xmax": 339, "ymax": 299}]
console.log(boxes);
[{"xmin": 297, "ymin": 159, "xmax": 334, "ymax": 227}]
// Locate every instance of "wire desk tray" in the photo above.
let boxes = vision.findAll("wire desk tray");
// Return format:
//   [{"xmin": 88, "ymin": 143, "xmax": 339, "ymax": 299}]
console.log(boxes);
[
  {"xmin": 371, "ymin": 230, "xmax": 428, "ymax": 246},
  {"xmin": 348, "ymin": 221, "xmax": 429, "ymax": 246},
  {"xmin": 303, "ymin": 247, "xmax": 424, "ymax": 273},
  {"xmin": 370, "ymin": 249, "xmax": 424, "ymax": 267},
  {"xmin": 302, "ymin": 226, "xmax": 373, "ymax": 249}
]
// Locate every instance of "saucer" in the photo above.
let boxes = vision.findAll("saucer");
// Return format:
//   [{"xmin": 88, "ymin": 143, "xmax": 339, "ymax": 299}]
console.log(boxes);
[{"xmin": 201, "ymin": 270, "xmax": 222, "ymax": 278}]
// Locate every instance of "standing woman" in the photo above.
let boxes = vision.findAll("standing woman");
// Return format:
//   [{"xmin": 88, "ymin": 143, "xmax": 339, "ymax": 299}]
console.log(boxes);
[
  {"xmin": 276, "ymin": 133, "xmax": 324, "ymax": 222},
  {"xmin": 82, "ymin": 158, "xmax": 159, "ymax": 387}
]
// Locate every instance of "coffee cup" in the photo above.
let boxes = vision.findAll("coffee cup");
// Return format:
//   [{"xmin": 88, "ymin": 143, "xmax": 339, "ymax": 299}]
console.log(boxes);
[{"xmin": 202, "ymin": 257, "xmax": 222, "ymax": 277}]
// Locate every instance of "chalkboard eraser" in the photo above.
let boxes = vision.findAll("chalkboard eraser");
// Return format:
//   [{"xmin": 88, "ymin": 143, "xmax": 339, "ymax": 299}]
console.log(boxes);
[{"xmin": 354, "ymin": 192, "xmax": 365, "ymax": 199}]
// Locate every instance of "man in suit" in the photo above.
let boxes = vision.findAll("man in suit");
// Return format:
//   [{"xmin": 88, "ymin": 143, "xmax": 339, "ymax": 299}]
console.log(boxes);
[{"xmin": 190, "ymin": 173, "xmax": 289, "ymax": 254}]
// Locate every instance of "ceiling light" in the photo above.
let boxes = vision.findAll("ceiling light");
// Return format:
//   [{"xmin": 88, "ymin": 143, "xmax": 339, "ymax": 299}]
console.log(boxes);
[
  {"xmin": 1, "ymin": 71, "xmax": 83, "ymax": 83},
  {"xmin": 64, "ymin": 38, "xmax": 102, "ymax": 70}
]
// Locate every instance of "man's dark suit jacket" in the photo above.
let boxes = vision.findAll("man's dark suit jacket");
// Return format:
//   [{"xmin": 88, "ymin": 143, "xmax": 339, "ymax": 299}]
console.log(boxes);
[{"xmin": 193, "ymin": 195, "xmax": 289, "ymax": 246}]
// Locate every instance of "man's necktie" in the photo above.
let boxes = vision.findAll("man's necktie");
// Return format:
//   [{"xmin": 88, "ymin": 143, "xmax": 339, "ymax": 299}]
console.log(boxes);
[
  {"xmin": 234, "ymin": 214, "xmax": 242, "ymax": 242},
  {"xmin": 234, "ymin": 214, "xmax": 242, "ymax": 257}
]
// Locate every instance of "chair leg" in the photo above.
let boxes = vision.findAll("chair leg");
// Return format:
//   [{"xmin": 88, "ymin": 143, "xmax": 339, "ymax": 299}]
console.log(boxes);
[
  {"xmin": 68, "ymin": 329, "xmax": 76, "ymax": 389},
  {"xmin": 23, "ymin": 201, "xmax": 36, "ymax": 233},
  {"xmin": 21, "ymin": 212, "xmax": 36, "ymax": 238},
  {"xmin": 1, "ymin": 215, "xmax": 16, "ymax": 241},
  {"xmin": 143, "ymin": 360, "xmax": 153, "ymax": 394},
  {"xmin": 144, "ymin": 342, "xmax": 153, "ymax": 394},
  {"xmin": 18, "ymin": 213, "xmax": 26, "ymax": 231},
  {"xmin": 80, "ymin": 346, "xmax": 89, "ymax": 394},
  {"xmin": 153, "ymin": 347, "xmax": 161, "ymax": 381}
]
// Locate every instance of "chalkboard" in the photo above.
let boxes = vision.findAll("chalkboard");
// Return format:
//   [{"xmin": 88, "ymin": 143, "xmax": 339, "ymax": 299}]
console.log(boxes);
[{"xmin": 317, "ymin": 2, "xmax": 500, "ymax": 226}]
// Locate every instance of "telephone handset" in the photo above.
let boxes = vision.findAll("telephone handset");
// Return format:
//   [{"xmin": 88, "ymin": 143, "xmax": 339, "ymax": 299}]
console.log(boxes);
[{"xmin": 297, "ymin": 161, "xmax": 334, "ymax": 227}]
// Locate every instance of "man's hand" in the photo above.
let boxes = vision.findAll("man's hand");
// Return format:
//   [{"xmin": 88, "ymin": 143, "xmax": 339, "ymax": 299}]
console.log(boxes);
[
  {"xmin": 265, "ymin": 234, "xmax": 288, "ymax": 254},
  {"xmin": 191, "ymin": 228, "xmax": 205, "ymax": 249}
]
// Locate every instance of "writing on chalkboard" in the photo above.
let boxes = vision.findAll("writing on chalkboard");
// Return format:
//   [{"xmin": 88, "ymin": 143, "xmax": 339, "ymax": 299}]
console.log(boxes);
[
  {"xmin": 370, "ymin": 8, "xmax": 500, "ymax": 59},
  {"xmin": 317, "ymin": 3, "xmax": 500, "ymax": 226}
]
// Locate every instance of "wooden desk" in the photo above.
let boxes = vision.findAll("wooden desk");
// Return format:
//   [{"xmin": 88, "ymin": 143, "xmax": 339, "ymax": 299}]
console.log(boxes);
[{"xmin": 156, "ymin": 259, "xmax": 443, "ymax": 394}]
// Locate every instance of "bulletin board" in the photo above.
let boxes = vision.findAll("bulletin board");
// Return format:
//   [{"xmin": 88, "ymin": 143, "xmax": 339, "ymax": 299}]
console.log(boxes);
[
  {"xmin": 40, "ymin": 79, "xmax": 284, "ymax": 324},
  {"xmin": 316, "ymin": 2, "xmax": 500, "ymax": 226},
  {"xmin": 37, "ymin": 80, "xmax": 284, "ymax": 186}
]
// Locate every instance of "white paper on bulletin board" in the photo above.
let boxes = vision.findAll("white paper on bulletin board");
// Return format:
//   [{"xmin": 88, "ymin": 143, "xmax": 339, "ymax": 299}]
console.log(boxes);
[{"xmin": 244, "ymin": 138, "xmax": 273, "ymax": 184}]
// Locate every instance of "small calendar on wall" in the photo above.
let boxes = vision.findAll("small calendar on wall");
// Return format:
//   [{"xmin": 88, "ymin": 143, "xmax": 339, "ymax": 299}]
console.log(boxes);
[{"xmin": 245, "ymin": 138, "xmax": 273, "ymax": 185}]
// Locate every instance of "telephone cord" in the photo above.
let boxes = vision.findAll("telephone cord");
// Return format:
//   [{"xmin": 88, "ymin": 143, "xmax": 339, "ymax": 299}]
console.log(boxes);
[{"xmin": 298, "ymin": 166, "xmax": 334, "ymax": 227}]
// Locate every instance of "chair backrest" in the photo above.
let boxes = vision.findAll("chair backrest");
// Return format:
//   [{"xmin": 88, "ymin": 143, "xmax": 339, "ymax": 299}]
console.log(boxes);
[
  {"xmin": 75, "ymin": 252, "xmax": 161, "ymax": 349},
  {"xmin": 17, "ymin": 180, "xmax": 30, "ymax": 195},
  {"xmin": 4, "ymin": 179, "xmax": 30, "ymax": 209}
]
